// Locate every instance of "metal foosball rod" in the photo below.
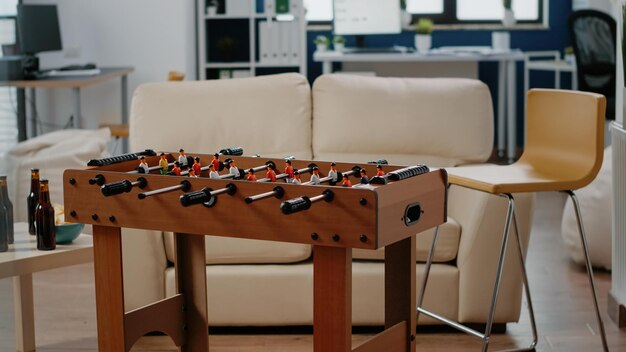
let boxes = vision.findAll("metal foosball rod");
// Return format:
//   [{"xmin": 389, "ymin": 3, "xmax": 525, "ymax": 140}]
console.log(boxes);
[
  {"xmin": 101, "ymin": 177, "xmax": 147, "ymax": 197},
  {"xmin": 306, "ymin": 165, "xmax": 362, "ymax": 185},
  {"xmin": 257, "ymin": 163, "xmax": 316, "ymax": 183},
  {"xmin": 179, "ymin": 183, "xmax": 237, "ymax": 208},
  {"xmin": 222, "ymin": 160, "xmax": 278, "ymax": 180},
  {"xmin": 244, "ymin": 186, "xmax": 285, "ymax": 204},
  {"xmin": 137, "ymin": 180, "xmax": 191, "ymax": 200},
  {"xmin": 128, "ymin": 147, "xmax": 243, "ymax": 175},
  {"xmin": 280, "ymin": 189, "xmax": 334, "ymax": 215}
]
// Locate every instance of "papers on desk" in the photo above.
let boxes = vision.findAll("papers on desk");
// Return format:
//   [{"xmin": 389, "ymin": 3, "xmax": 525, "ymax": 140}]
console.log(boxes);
[
  {"xmin": 432, "ymin": 46, "xmax": 513, "ymax": 56},
  {"xmin": 43, "ymin": 68, "xmax": 101, "ymax": 77}
]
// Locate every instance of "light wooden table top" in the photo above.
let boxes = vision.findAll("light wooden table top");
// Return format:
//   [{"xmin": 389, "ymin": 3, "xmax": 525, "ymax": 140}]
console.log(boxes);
[{"xmin": 0, "ymin": 67, "xmax": 134, "ymax": 89}]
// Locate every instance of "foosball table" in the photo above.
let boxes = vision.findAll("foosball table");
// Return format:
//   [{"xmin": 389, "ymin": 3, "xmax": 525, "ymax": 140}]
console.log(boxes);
[{"xmin": 63, "ymin": 148, "xmax": 448, "ymax": 352}]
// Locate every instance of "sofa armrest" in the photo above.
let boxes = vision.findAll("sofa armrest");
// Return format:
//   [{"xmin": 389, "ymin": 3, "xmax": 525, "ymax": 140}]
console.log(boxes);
[
  {"xmin": 448, "ymin": 185, "xmax": 535, "ymax": 323},
  {"xmin": 122, "ymin": 228, "xmax": 169, "ymax": 312}
]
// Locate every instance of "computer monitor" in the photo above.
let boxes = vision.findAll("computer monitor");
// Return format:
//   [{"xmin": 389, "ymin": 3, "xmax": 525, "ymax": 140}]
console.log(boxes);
[
  {"xmin": 333, "ymin": 0, "xmax": 402, "ymax": 36},
  {"xmin": 17, "ymin": 4, "xmax": 63, "ymax": 55}
]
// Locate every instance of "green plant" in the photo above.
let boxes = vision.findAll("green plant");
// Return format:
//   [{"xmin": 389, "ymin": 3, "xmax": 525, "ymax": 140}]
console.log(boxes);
[
  {"xmin": 333, "ymin": 35, "xmax": 345, "ymax": 44},
  {"xmin": 314, "ymin": 35, "xmax": 330, "ymax": 46},
  {"xmin": 400, "ymin": 0, "xmax": 407, "ymax": 11},
  {"xmin": 564, "ymin": 46, "xmax": 574, "ymax": 55},
  {"xmin": 208, "ymin": 0, "xmax": 218, "ymax": 7},
  {"xmin": 414, "ymin": 18, "xmax": 434, "ymax": 35},
  {"xmin": 503, "ymin": 0, "xmax": 512, "ymax": 10}
]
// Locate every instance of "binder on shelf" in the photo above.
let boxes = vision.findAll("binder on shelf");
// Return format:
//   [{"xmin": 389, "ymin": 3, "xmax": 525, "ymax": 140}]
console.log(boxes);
[
  {"xmin": 268, "ymin": 21, "xmax": 280, "ymax": 64},
  {"xmin": 232, "ymin": 69, "xmax": 252, "ymax": 78},
  {"xmin": 275, "ymin": 0, "xmax": 290, "ymax": 14},
  {"xmin": 265, "ymin": 0, "xmax": 275, "ymax": 16},
  {"xmin": 289, "ymin": 20, "xmax": 300, "ymax": 65},
  {"xmin": 279, "ymin": 21, "xmax": 290, "ymax": 65},
  {"xmin": 259, "ymin": 20, "xmax": 270, "ymax": 64}
]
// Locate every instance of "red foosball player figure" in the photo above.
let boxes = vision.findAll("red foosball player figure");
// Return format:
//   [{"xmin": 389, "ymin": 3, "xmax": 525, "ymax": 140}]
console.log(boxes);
[
  {"xmin": 178, "ymin": 149, "xmax": 188, "ymax": 168},
  {"xmin": 188, "ymin": 168, "xmax": 198, "ymax": 177},
  {"xmin": 209, "ymin": 164, "xmax": 219, "ymax": 179},
  {"xmin": 171, "ymin": 161, "xmax": 182, "ymax": 176},
  {"xmin": 246, "ymin": 168, "xmax": 257, "ymax": 181},
  {"xmin": 192, "ymin": 157, "xmax": 202, "ymax": 176},
  {"xmin": 341, "ymin": 174, "xmax": 352, "ymax": 187},
  {"xmin": 328, "ymin": 162, "xmax": 338, "ymax": 185},
  {"xmin": 211, "ymin": 153, "xmax": 220, "ymax": 171},
  {"xmin": 376, "ymin": 164, "xmax": 385, "ymax": 177},
  {"xmin": 266, "ymin": 165, "xmax": 277, "ymax": 182},
  {"xmin": 138, "ymin": 156, "xmax": 150, "ymax": 174},
  {"xmin": 360, "ymin": 169, "xmax": 369, "ymax": 184},
  {"xmin": 310, "ymin": 167, "xmax": 321, "ymax": 185},
  {"xmin": 159, "ymin": 153, "xmax": 169, "ymax": 174},
  {"xmin": 292, "ymin": 172, "xmax": 302, "ymax": 185},
  {"xmin": 284, "ymin": 159, "xmax": 295, "ymax": 182}
]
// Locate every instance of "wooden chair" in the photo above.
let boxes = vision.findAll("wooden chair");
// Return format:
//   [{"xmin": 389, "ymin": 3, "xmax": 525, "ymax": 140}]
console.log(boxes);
[{"xmin": 417, "ymin": 89, "xmax": 608, "ymax": 351}]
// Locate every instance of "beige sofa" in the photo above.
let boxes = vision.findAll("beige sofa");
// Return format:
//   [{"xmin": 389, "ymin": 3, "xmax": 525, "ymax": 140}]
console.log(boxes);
[{"xmin": 122, "ymin": 73, "xmax": 535, "ymax": 327}]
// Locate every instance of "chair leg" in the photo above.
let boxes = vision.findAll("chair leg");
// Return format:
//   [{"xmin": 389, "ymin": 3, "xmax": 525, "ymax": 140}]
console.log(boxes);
[
  {"xmin": 481, "ymin": 193, "xmax": 516, "ymax": 352},
  {"xmin": 564, "ymin": 190, "xmax": 609, "ymax": 352},
  {"xmin": 416, "ymin": 225, "xmax": 441, "ymax": 325}
]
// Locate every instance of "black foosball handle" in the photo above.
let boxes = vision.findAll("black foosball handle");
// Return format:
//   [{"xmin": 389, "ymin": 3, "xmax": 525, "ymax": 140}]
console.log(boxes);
[
  {"xmin": 87, "ymin": 149, "xmax": 157, "ymax": 167},
  {"xmin": 369, "ymin": 165, "xmax": 430, "ymax": 185},
  {"xmin": 219, "ymin": 147, "xmax": 244, "ymax": 156},
  {"xmin": 101, "ymin": 177, "xmax": 147, "ymax": 197},
  {"xmin": 280, "ymin": 190, "xmax": 334, "ymax": 215},
  {"xmin": 180, "ymin": 188, "xmax": 212, "ymax": 207}
]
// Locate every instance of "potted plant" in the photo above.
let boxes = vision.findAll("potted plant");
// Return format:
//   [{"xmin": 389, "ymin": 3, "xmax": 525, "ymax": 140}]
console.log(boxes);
[
  {"xmin": 333, "ymin": 35, "xmax": 346, "ymax": 52},
  {"xmin": 502, "ymin": 0, "xmax": 515, "ymax": 27},
  {"xmin": 206, "ymin": 0, "xmax": 219, "ymax": 15},
  {"xmin": 400, "ymin": 0, "xmax": 411, "ymax": 27},
  {"xmin": 564, "ymin": 46, "xmax": 575, "ymax": 65},
  {"xmin": 314, "ymin": 35, "xmax": 330, "ymax": 52},
  {"xmin": 414, "ymin": 18, "xmax": 434, "ymax": 54}
]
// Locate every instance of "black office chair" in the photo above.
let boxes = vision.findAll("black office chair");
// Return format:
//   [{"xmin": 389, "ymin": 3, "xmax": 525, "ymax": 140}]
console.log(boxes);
[{"xmin": 569, "ymin": 9, "xmax": 616, "ymax": 120}]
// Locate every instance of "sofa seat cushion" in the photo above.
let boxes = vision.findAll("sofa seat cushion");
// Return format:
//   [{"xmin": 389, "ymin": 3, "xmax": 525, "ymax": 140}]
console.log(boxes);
[
  {"xmin": 164, "ymin": 233, "xmax": 312, "ymax": 264},
  {"xmin": 129, "ymin": 73, "xmax": 313, "ymax": 159},
  {"xmin": 353, "ymin": 217, "xmax": 460, "ymax": 263},
  {"xmin": 312, "ymin": 74, "xmax": 493, "ymax": 167}
]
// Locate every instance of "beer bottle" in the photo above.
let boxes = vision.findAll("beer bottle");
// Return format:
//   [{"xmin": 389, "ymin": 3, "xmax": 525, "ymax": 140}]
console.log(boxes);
[
  {"xmin": 27, "ymin": 168, "xmax": 40, "ymax": 235},
  {"xmin": 0, "ymin": 176, "xmax": 14, "ymax": 244},
  {"xmin": 0, "ymin": 199, "xmax": 7, "ymax": 252},
  {"xmin": 35, "ymin": 179, "xmax": 56, "ymax": 250}
]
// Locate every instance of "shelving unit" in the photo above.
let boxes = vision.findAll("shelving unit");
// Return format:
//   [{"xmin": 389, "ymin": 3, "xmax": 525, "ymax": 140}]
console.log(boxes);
[{"xmin": 197, "ymin": 0, "xmax": 307, "ymax": 80}]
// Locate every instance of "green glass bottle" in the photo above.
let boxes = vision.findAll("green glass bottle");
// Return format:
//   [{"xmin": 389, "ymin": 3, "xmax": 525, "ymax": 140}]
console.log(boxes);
[
  {"xmin": 35, "ymin": 179, "xmax": 56, "ymax": 250},
  {"xmin": 27, "ymin": 169, "xmax": 40, "ymax": 236},
  {"xmin": 0, "ymin": 176, "xmax": 14, "ymax": 244}
]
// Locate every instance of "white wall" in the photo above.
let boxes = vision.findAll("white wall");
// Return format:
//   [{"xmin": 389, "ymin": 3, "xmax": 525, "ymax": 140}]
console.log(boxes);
[{"xmin": 24, "ymin": 0, "xmax": 196, "ymax": 130}]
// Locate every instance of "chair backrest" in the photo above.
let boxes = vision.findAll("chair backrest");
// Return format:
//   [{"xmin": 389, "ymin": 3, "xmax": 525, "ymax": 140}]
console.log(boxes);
[
  {"xmin": 520, "ymin": 89, "xmax": 605, "ymax": 190},
  {"xmin": 568, "ymin": 9, "xmax": 616, "ymax": 119}
]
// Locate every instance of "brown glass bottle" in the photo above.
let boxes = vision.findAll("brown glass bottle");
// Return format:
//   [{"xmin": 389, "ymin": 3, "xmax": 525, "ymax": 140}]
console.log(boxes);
[
  {"xmin": 27, "ymin": 169, "xmax": 40, "ymax": 235},
  {"xmin": 35, "ymin": 179, "xmax": 55, "ymax": 250},
  {"xmin": 0, "ymin": 176, "xmax": 14, "ymax": 244}
]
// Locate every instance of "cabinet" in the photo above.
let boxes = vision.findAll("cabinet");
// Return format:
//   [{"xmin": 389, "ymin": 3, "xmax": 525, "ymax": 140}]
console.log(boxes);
[{"xmin": 197, "ymin": 0, "xmax": 307, "ymax": 80}]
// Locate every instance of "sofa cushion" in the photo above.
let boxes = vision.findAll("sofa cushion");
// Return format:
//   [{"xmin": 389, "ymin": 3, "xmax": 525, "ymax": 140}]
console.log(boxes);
[
  {"xmin": 163, "ymin": 233, "xmax": 312, "ymax": 264},
  {"xmin": 129, "ymin": 73, "xmax": 313, "ymax": 159},
  {"xmin": 353, "ymin": 217, "xmax": 460, "ymax": 263},
  {"xmin": 311, "ymin": 74, "xmax": 493, "ymax": 167}
]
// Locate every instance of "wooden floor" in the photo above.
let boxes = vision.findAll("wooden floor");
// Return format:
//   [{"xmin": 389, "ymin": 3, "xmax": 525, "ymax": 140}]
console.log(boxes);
[{"xmin": 0, "ymin": 192, "xmax": 624, "ymax": 351}]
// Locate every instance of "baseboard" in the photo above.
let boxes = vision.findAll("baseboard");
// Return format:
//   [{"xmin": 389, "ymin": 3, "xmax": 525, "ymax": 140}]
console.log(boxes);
[{"xmin": 608, "ymin": 291, "xmax": 626, "ymax": 328}]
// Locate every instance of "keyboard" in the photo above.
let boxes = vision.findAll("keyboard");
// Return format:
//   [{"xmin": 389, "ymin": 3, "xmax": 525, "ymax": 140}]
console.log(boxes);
[{"xmin": 342, "ymin": 46, "xmax": 413, "ymax": 54}]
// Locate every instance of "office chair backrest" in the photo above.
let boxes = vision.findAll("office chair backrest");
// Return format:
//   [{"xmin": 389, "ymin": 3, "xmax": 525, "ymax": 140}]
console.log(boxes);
[
  {"xmin": 520, "ymin": 89, "xmax": 605, "ymax": 190},
  {"xmin": 568, "ymin": 9, "xmax": 616, "ymax": 119}
]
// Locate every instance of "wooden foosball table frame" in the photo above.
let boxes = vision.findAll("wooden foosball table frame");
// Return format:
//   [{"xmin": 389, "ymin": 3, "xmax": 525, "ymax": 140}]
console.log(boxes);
[{"xmin": 63, "ymin": 152, "xmax": 447, "ymax": 352}]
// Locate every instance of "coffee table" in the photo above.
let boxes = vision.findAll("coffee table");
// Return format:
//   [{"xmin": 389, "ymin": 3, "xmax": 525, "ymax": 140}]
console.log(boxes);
[{"xmin": 0, "ymin": 222, "xmax": 93, "ymax": 352}]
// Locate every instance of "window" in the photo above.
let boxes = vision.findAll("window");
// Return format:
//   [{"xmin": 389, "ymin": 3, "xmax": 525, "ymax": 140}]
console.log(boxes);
[
  {"xmin": 0, "ymin": 0, "xmax": 19, "ymax": 155},
  {"xmin": 304, "ymin": 0, "xmax": 544, "ymax": 25}
]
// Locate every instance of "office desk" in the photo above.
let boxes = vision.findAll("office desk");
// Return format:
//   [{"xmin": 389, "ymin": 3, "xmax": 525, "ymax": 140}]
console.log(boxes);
[
  {"xmin": 314, "ymin": 50, "xmax": 525, "ymax": 162},
  {"xmin": 0, "ymin": 67, "xmax": 133, "ymax": 146}
]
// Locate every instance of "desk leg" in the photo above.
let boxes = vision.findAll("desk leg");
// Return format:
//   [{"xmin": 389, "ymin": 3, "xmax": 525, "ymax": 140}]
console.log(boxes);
[
  {"xmin": 506, "ymin": 60, "xmax": 517, "ymax": 163},
  {"xmin": 17, "ymin": 88, "xmax": 27, "ymax": 142},
  {"xmin": 29, "ymin": 88, "xmax": 37, "ymax": 138},
  {"xmin": 72, "ymin": 88, "xmax": 82, "ymax": 129},
  {"xmin": 322, "ymin": 61, "xmax": 332, "ymax": 74},
  {"xmin": 121, "ymin": 75, "xmax": 129, "ymax": 153},
  {"xmin": 13, "ymin": 274, "xmax": 35, "ymax": 352},
  {"xmin": 175, "ymin": 233, "xmax": 208, "ymax": 352},
  {"xmin": 385, "ymin": 235, "xmax": 416, "ymax": 352},
  {"xmin": 92, "ymin": 225, "xmax": 126, "ymax": 351},
  {"xmin": 313, "ymin": 245, "xmax": 351, "ymax": 352},
  {"xmin": 497, "ymin": 62, "xmax": 506, "ymax": 158}
]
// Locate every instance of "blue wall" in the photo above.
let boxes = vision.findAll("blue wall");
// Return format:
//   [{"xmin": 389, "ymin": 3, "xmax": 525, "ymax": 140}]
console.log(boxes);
[{"xmin": 306, "ymin": 0, "xmax": 574, "ymax": 147}]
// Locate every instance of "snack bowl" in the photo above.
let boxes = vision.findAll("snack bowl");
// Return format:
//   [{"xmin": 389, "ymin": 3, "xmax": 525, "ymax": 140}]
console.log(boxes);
[{"xmin": 55, "ymin": 223, "xmax": 84, "ymax": 244}]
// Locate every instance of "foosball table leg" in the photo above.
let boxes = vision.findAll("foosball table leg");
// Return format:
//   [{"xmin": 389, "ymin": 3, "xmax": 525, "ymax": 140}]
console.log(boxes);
[
  {"xmin": 175, "ymin": 233, "xmax": 209, "ymax": 352},
  {"xmin": 385, "ymin": 235, "xmax": 417, "ymax": 352},
  {"xmin": 92, "ymin": 225, "xmax": 126, "ymax": 351},
  {"xmin": 313, "ymin": 245, "xmax": 352, "ymax": 352}
]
